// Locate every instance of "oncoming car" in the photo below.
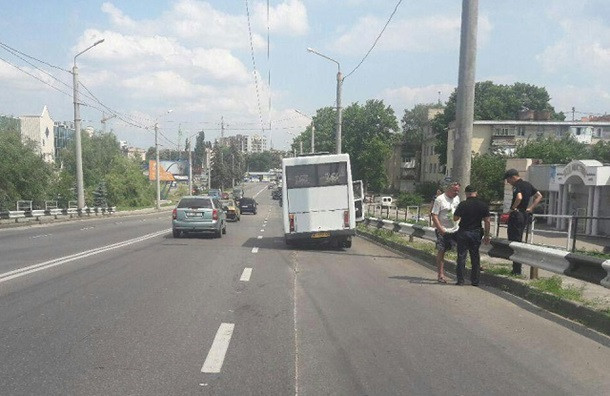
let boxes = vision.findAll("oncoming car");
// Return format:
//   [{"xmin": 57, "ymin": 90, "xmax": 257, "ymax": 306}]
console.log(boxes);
[
  {"xmin": 172, "ymin": 196, "xmax": 227, "ymax": 238},
  {"xmin": 221, "ymin": 199, "xmax": 240, "ymax": 221}
]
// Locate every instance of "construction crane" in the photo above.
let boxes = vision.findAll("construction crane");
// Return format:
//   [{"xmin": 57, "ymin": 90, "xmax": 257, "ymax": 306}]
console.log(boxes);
[{"xmin": 101, "ymin": 113, "xmax": 117, "ymax": 132}]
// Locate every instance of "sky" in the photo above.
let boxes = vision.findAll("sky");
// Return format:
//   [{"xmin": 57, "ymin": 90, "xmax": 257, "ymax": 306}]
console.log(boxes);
[{"xmin": 0, "ymin": 0, "xmax": 609, "ymax": 151}]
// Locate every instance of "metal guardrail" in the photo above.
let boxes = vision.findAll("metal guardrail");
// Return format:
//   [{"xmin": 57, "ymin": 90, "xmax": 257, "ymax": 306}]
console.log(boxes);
[
  {"xmin": 363, "ymin": 216, "xmax": 610, "ymax": 289},
  {"xmin": 0, "ymin": 207, "xmax": 116, "ymax": 223}
]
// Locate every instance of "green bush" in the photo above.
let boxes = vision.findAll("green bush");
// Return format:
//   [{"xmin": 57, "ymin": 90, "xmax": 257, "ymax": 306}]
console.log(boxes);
[{"xmin": 397, "ymin": 192, "xmax": 424, "ymax": 208}]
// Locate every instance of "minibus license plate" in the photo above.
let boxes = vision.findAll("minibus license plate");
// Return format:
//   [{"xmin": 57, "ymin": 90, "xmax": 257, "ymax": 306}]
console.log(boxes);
[{"xmin": 311, "ymin": 232, "xmax": 330, "ymax": 239}]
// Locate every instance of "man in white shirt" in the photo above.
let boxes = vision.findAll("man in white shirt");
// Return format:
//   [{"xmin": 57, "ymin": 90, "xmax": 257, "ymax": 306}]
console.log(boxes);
[{"xmin": 431, "ymin": 181, "xmax": 461, "ymax": 283}]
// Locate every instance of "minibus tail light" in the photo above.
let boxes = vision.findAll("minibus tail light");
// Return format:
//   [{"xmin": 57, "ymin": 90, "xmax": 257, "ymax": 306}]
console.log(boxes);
[
  {"xmin": 172, "ymin": 209, "xmax": 177, "ymax": 219},
  {"xmin": 212, "ymin": 209, "xmax": 218, "ymax": 220},
  {"xmin": 344, "ymin": 210, "xmax": 350, "ymax": 228},
  {"xmin": 289, "ymin": 214, "xmax": 295, "ymax": 232}
]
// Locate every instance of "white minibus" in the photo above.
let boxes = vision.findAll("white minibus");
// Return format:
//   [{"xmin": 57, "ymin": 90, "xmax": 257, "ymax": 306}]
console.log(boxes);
[{"xmin": 282, "ymin": 154, "xmax": 356, "ymax": 248}]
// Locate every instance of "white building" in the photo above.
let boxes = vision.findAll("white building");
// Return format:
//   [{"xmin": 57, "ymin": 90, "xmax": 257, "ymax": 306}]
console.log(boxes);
[
  {"xmin": 519, "ymin": 159, "xmax": 610, "ymax": 236},
  {"xmin": 19, "ymin": 106, "xmax": 55, "ymax": 163},
  {"xmin": 217, "ymin": 134, "xmax": 268, "ymax": 153}
]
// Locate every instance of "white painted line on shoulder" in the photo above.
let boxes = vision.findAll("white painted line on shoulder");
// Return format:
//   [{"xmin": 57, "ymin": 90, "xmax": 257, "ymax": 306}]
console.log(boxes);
[
  {"xmin": 201, "ymin": 323, "xmax": 235, "ymax": 373},
  {"xmin": 240, "ymin": 268, "xmax": 253, "ymax": 282},
  {"xmin": 257, "ymin": 235, "xmax": 263, "ymax": 239},
  {"xmin": 0, "ymin": 229, "xmax": 171, "ymax": 283},
  {"xmin": 251, "ymin": 247, "xmax": 259, "ymax": 253}
]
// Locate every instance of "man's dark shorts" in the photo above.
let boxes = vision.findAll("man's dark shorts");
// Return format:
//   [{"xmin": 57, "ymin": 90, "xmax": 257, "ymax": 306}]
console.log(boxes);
[{"xmin": 435, "ymin": 230, "xmax": 457, "ymax": 252}]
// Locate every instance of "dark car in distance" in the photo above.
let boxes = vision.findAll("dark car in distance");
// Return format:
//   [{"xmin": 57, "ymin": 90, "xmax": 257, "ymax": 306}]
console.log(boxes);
[{"xmin": 239, "ymin": 197, "xmax": 257, "ymax": 214}]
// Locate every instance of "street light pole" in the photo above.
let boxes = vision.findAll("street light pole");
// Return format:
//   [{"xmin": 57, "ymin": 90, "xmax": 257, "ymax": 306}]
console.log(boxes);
[
  {"xmin": 73, "ymin": 38, "xmax": 104, "ymax": 210},
  {"xmin": 154, "ymin": 109, "xmax": 173, "ymax": 210},
  {"xmin": 307, "ymin": 47, "xmax": 342, "ymax": 154}
]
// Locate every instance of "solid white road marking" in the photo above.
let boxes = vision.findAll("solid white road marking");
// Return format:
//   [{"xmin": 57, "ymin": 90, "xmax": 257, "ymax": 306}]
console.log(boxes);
[
  {"xmin": 201, "ymin": 323, "xmax": 235, "ymax": 373},
  {"xmin": 257, "ymin": 236, "xmax": 263, "ymax": 239},
  {"xmin": 31, "ymin": 234, "xmax": 51, "ymax": 239},
  {"xmin": 240, "ymin": 268, "xmax": 253, "ymax": 281},
  {"xmin": 0, "ymin": 229, "xmax": 171, "ymax": 283},
  {"xmin": 253, "ymin": 186, "xmax": 267, "ymax": 198},
  {"xmin": 251, "ymin": 247, "xmax": 259, "ymax": 253}
]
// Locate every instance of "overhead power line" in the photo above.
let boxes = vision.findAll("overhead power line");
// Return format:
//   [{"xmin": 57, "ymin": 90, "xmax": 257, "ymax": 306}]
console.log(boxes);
[
  {"xmin": 344, "ymin": 0, "xmax": 403, "ymax": 80},
  {"xmin": 245, "ymin": 0, "xmax": 266, "ymax": 134},
  {"xmin": 0, "ymin": 40, "xmax": 71, "ymax": 73}
]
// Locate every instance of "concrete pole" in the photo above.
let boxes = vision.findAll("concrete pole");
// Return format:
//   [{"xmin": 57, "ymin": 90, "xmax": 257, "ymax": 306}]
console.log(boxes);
[
  {"xmin": 73, "ymin": 65, "xmax": 85, "ymax": 210},
  {"xmin": 311, "ymin": 123, "xmax": 315, "ymax": 153},
  {"xmin": 155, "ymin": 122, "xmax": 161, "ymax": 209},
  {"xmin": 299, "ymin": 140, "xmax": 303, "ymax": 155},
  {"xmin": 336, "ymin": 71, "xmax": 343, "ymax": 154},
  {"xmin": 188, "ymin": 139, "xmax": 193, "ymax": 195},
  {"xmin": 452, "ymin": 0, "xmax": 478, "ymax": 195}
]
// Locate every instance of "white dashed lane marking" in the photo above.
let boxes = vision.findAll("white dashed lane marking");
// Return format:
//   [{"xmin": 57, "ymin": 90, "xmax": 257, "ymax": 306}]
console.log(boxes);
[
  {"xmin": 201, "ymin": 323, "xmax": 235, "ymax": 373},
  {"xmin": 251, "ymin": 247, "xmax": 259, "ymax": 253},
  {"xmin": 257, "ymin": 236, "xmax": 263, "ymax": 239},
  {"xmin": 240, "ymin": 268, "xmax": 253, "ymax": 282}
]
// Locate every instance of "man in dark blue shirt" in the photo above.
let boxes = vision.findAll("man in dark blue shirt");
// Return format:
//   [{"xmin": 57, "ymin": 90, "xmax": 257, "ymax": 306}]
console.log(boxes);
[
  {"xmin": 504, "ymin": 169, "xmax": 543, "ymax": 275},
  {"xmin": 453, "ymin": 185, "xmax": 491, "ymax": 286}
]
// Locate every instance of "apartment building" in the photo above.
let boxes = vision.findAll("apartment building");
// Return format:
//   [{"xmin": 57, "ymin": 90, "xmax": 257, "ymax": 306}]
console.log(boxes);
[
  {"xmin": 19, "ymin": 106, "xmax": 55, "ymax": 163},
  {"xmin": 446, "ymin": 120, "xmax": 610, "ymax": 177}
]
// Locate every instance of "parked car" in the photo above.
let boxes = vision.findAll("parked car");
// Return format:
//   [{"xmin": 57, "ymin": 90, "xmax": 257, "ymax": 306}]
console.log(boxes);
[
  {"xmin": 239, "ymin": 197, "xmax": 258, "ymax": 214},
  {"xmin": 172, "ymin": 196, "xmax": 227, "ymax": 238},
  {"xmin": 221, "ymin": 192, "xmax": 230, "ymax": 200},
  {"xmin": 221, "ymin": 199, "xmax": 240, "ymax": 221},
  {"xmin": 232, "ymin": 188, "xmax": 244, "ymax": 200},
  {"xmin": 208, "ymin": 189, "xmax": 222, "ymax": 199}
]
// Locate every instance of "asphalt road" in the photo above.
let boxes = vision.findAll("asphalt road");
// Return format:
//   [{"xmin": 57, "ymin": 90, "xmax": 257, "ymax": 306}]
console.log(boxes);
[{"xmin": 0, "ymin": 183, "xmax": 608, "ymax": 395}]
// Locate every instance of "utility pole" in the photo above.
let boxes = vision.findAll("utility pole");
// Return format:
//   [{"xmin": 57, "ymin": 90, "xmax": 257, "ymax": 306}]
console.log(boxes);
[
  {"xmin": 336, "ymin": 69, "xmax": 343, "ymax": 154},
  {"xmin": 231, "ymin": 154, "xmax": 235, "ymax": 188},
  {"xmin": 206, "ymin": 147, "xmax": 211, "ymax": 191},
  {"xmin": 155, "ymin": 122, "xmax": 161, "ymax": 209},
  {"xmin": 221, "ymin": 116, "xmax": 225, "ymax": 139},
  {"xmin": 299, "ymin": 140, "xmax": 303, "ymax": 155},
  {"xmin": 311, "ymin": 123, "xmax": 315, "ymax": 153},
  {"xmin": 73, "ymin": 38, "xmax": 104, "ymax": 210},
  {"xmin": 187, "ymin": 139, "xmax": 193, "ymax": 195},
  {"xmin": 452, "ymin": 0, "xmax": 478, "ymax": 195},
  {"xmin": 572, "ymin": 107, "xmax": 575, "ymax": 121},
  {"xmin": 101, "ymin": 112, "xmax": 116, "ymax": 133}
]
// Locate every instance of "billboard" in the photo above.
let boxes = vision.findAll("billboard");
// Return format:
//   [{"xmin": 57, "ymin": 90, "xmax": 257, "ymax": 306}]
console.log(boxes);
[{"xmin": 148, "ymin": 160, "xmax": 176, "ymax": 181}]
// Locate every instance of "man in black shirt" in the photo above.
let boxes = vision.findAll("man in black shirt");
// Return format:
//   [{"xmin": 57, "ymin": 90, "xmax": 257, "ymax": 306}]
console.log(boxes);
[
  {"xmin": 453, "ymin": 185, "xmax": 491, "ymax": 286},
  {"xmin": 504, "ymin": 169, "xmax": 543, "ymax": 275}
]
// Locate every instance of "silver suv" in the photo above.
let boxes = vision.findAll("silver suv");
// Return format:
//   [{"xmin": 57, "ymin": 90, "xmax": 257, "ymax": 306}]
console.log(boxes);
[{"xmin": 172, "ymin": 196, "xmax": 227, "ymax": 238}]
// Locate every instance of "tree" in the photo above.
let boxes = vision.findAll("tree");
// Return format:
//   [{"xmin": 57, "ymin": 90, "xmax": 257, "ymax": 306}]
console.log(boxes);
[
  {"xmin": 60, "ymin": 131, "xmax": 154, "ymax": 207},
  {"xmin": 342, "ymin": 99, "xmax": 399, "ymax": 192},
  {"xmin": 514, "ymin": 136, "xmax": 589, "ymax": 164},
  {"xmin": 434, "ymin": 81, "xmax": 565, "ymax": 165},
  {"xmin": 589, "ymin": 141, "xmax": 610, "ymax": 163},
  {"xmin": 291, "ymin": 106, "xmax": 336, "ymax": 154},
  {"xmin": 245, "ymin": 151, "xmax": 281, "ymax": 172},
  {"xmin": 470, "ymin": 153, "xmax": 506, "ymax": 203},
  {"xmin": 401, "ymin": 103, "xmax": 438, "ymax": 159},
  {"xmin": 0, "ymin": 130, "xmax": 55, "ymax": 210}
]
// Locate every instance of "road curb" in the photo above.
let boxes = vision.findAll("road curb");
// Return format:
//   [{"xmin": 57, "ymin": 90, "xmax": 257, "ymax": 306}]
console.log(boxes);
[{"xmin": 357, "ymin": 229, "xmax": 610, "ymax": 337}]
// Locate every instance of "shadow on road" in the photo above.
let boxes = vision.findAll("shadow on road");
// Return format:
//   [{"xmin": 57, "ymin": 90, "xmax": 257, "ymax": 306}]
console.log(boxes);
[{"xmin": 388, "ymin": 275, "xmax": 447, "ymax": 285}]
